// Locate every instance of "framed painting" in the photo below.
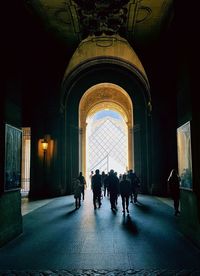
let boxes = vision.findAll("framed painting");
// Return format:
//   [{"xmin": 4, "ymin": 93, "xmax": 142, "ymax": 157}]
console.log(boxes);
[
  {"xmin": 177, "ymin": 121, "xmax": 192, "ymax": 190},
  {"xmin": 4, "ymin": 124, "xmax": 22, "ymax": 191}
]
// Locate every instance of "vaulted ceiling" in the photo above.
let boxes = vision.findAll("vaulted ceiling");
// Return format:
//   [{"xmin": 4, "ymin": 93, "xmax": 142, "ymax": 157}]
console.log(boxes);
[
  {"xmin": 4, "ymin": 0, "xmax": 179, "ymax": 117},
  {"xmin": 26, "ymin": 0, "xmax": 174, "ymax": 51}
]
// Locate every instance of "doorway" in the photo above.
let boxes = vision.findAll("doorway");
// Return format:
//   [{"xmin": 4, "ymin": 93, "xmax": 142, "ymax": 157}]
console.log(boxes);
[
  {"xmin": 21, "ymin": 127, "xmax": 31, "ymax": 197},
  {"xmin": 86, "ymin": 109, "xmax": 128, "ymax": 186},
  {"xmin": 79, "ymin": 83, "xmax": 134, "ymax": 185}
]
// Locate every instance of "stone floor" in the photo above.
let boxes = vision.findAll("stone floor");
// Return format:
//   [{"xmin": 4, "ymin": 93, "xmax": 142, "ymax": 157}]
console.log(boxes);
[
  {"xmin": 21, "ymin": 197, "xmax": 55, "ymax": 216},
  {"xmin": 1, "ymin": 191, "xmax": 200, "ymax": 275},
  {"xmin": 1, "ymin": 268, "xmax": 200, "ymax": 275}
]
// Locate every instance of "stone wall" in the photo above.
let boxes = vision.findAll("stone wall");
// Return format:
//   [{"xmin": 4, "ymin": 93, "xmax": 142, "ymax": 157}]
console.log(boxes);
[{"xmin": 0, "ymin": 190, "xmax": 22, "ymax": 247}]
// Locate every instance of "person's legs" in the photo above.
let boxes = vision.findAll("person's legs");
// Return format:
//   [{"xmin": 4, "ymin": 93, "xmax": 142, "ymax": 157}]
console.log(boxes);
[
  {"xmin": 115, "ymin": 194, "xmax": 118, "ymax": 205},
  {"xmin": 130, "ymin": 192, "xmax": 133, "ymax": 203},
  {"xmin": 174, "ymin": 197, "xmax": 180, "ymax": 215},
  {"xmin": 110, "ymin": 193, "xmax": 116, "ymax": 210},
  {"xmin": 121, "ymin": 196, "xmax": 125, "ymax": 212},
  {"xmin": 93, "ymin": 192, "xmax": 97, "ymax": 209},
  {"xmin": 98, "ymin": 194, "xmax": 101, "ymax": 208},
  {"xmin": 125, "ymin": 196, "xmax": 129, "ymax": 213},
  {"xmin": 133, "ymin": 187, "xmax": 138, "ymax": 203},
  {"xmin": 75, "ymin": 198, "xmax": 78, "ymax": 209}
]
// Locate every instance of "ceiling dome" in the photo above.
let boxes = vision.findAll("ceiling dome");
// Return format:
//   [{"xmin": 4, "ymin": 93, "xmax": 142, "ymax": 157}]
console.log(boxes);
[{"xmin": 63, "ymin": 34, "xmax": 148, "ymax": 82}]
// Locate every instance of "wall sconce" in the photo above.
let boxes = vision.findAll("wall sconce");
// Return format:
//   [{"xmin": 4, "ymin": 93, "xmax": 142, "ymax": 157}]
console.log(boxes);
[{"xmin": 41, "ymin": 138, "xmax": 48, "ymax": 151}]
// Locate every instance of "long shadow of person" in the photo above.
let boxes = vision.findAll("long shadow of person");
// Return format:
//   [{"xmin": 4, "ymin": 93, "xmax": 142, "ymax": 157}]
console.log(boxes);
[
  {"xmin": 64, "ymin": 209, "xmax": 78, "ymax": 218},
  {"xmin": 134, "ymin": 200, "xmax": 151, "ymax": 213},
  {"xmin": 111, "ymin": 208, "xmax": 117, "ymax": 215},
  {"xmin": 121, "ymin": 214, "xmax": 138, "ymax": 235}
]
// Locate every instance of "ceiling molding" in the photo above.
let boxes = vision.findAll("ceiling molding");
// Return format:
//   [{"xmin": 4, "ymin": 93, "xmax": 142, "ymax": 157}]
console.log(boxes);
[{"xmin": 26, "ymin": 0, "xmax": 174, "ymax": 48}]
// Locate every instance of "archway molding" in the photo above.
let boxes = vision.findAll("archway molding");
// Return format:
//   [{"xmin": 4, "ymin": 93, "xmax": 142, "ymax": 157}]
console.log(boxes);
[
  {"xmin": 61, "ymin": 35, "xmax": 152, "ymax": 194},
  {"xmin": 61, "ymin": 35, "xmax": 151, "ymax": 111},
  {"xmin": 79, "ymin": 83, "xmax": 134, "ymax": 178}
]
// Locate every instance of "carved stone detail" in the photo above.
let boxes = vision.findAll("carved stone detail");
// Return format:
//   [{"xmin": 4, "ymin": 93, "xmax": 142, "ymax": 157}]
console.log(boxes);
[
  {"xmin": 73, "ymin": 0, "xmax": 129, "ymax": 37},
  {"xmin": 126, "ymin": 0, "xmax": 152, "ymax": 38},
  {"xmin": 79, "ymin": 84, "xmax": 133, "ymax": 126}
]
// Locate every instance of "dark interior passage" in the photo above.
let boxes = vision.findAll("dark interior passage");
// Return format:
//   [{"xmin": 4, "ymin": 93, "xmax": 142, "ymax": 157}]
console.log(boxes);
[{"xmin": 2, "ymin": 0, "xmax": 200, "ymax": 255}]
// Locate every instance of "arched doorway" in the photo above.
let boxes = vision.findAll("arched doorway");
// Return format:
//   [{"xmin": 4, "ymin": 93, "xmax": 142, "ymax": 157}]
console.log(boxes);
[
  {"xmin": 79, "ymin": 83, "xmax": 133, "ymax": 185},
  {"xmin": 86, "ymin": 109, "xmax": 127, "ymax": 179},
  {"xmin": 61, "ymin": 35, "xmax": 151, "ymax": 194}
]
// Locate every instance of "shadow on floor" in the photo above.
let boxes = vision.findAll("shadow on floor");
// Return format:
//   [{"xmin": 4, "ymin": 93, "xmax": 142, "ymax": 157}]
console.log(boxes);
[
  {"xmin": 63, "ymin": 208, "xmax": 79, "ymax": 218},
  {"xmin": 121, "ymin": 214, "xmax": 138, "ymax": 235},
  {"xmin": 133, "ymin": 201, "xmax": 151, "ymax": 213}
]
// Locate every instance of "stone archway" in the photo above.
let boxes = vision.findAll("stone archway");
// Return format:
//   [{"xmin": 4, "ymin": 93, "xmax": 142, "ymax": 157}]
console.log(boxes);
[
  {"xmin": 61, "ymin": 34, "xmax": 152, "ymax": 194},
  {"xmin": 79, "ymin": 83, "xmax": 133, "ymax": 179}
]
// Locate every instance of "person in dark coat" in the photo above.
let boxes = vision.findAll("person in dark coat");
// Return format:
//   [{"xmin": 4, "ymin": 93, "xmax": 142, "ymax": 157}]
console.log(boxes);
[
  {"xmin": 119, "ymin": 174, "xmax": 132, "ymax": 214},
  {"xmin": 91, "ymin": 169, "xmax": 102, "ymax": 209},
  {"xmin": 104, "ymin": 173, "xmax": 110, "ymax": 197},
  {"xmin": 107, "ymin": 169, "xmax": 119, "ymax": 211},
  {"xmin": 128, "ymin": 169, "xmax": 140, "ymax": 203},
  {"xmin": 101, "ymin": 171, "xmax": 107, "ymax": 197},
  {"xmin": 77, "ymin": 172, "xmax": 86, "ymax": 201},
  {"xmin": 167, "ymin": 169, "xmax": 181, "ymax": 216},
  {"xmin": 73, "ymin": 178, "xmax": 82, "ymax": 209}
]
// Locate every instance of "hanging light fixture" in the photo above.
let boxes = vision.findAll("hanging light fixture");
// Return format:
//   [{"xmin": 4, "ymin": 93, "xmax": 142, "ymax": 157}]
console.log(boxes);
[{"xmin": 41, "ymin": 138, "xmax": 48, "ymax": 151}]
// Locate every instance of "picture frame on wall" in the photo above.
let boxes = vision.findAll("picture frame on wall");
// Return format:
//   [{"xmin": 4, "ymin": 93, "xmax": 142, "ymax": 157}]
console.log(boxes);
[
  {"xmin": 4, "ymin": 124, "xmax": 22, "ymax": 192},
  {"xmin": 177, "ymin": 121, "xmax": 192, "ymax": 190}
]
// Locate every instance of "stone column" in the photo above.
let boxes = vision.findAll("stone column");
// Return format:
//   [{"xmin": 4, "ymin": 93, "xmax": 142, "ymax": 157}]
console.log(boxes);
[
  {"xmin": 80, "ymin": 122, "xmax": 87, "ymax": 178},
  {"xmin": 79, "ymin": 127, "xmax": 83, "ymax": 173},
  {"xmin": 127, "ymin": 123, "xmax": 133, "ymax": 170}
]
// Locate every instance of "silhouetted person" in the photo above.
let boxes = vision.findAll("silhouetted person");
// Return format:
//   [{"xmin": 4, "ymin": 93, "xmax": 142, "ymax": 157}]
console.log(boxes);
[
  {"xmin": 168, "ymin": 169, "xmax": 181, "ymax": 216},
  {"xmin": 89, "ymin": 171, "xmax": 94, "ymax": 189},
  {"xmin": 77, "ymin": 172, "xmax": 86, "ymax": 200},
  {"xmin": 114, "ymin": 171, "xmax": 119, "ymax": 205},
  {"xmin": 119, "ymin": 174, "xmax": 132, "ymax": 214},
  {"xmin": 73, "ymin": 178, "xmax": 82, "ymax": 209},
  {"xmin": 107, "ymin": 169, "xmax": 119, "ymax": 211},
  {"xmin": 128, "ymin": 169, "xmax": 140, "ymax": 203},
  {"xmin": 91, "ymin": 169, "xmax": 102, "ymax": 209},
  {"xmin": 101, "ymin": 171, "xmax": 107, "ymax": 197},
  {"xmin": 104, "ymin": 174, "xmax": 110, "ymax": 197}
]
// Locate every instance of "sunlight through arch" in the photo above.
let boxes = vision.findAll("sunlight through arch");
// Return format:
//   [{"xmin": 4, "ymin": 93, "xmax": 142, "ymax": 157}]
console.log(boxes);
[
  {"xmin": 86, "ymin": 109, "xmax": 128, "ymax": 186},
  {"xmin": 79, "ymin": 83, "xmax": 134, "ymax": 186}
]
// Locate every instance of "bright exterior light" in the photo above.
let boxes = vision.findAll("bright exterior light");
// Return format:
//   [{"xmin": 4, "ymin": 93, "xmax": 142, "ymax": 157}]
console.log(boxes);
[{"xmin": 42, "ymin": 139, "xmax": 48, "ymax": 151}]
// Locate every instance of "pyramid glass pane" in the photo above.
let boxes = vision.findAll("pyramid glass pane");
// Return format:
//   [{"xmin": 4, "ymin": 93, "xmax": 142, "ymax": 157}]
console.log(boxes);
[{"xmin": 87, "ymin": 110, "xmax": 128, "ymax": 175}]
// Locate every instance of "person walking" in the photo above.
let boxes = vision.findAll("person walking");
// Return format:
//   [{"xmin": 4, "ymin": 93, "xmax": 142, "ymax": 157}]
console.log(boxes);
[
  {"xmin": 91, "ymin": 169, "xmax": 102, "ymax": 209},
  {"xmin": 107, "ymin": 169, "xmax": 119, "ymax": 211},
  {"xmin": 73, "ymin": 178, "xmax": 82, "ymax": 209},
  {"xmin": 77, "ymin": 172, "xmax": 86, "ymax": 201},
  {"xmin": 104, "ymin": 173, "xmax": 110, "ymax": 197},
  {"xmin": 101, "ymin": 171, "xmax": 107, "ymax": 197},
  {"xmin": 119, "ymin": 173, "xmax": 132, "ymax": 214},
  {"xmin": 89, "ymin": 171, "xmax": 94, "ymax": 190},
  {"xmin": 128, "ymin": 169, "xmax": 140, "ymax": 203},
  {"xmin": 168, "ymin": 169, "xmax": 181, "ymax": 216}
]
